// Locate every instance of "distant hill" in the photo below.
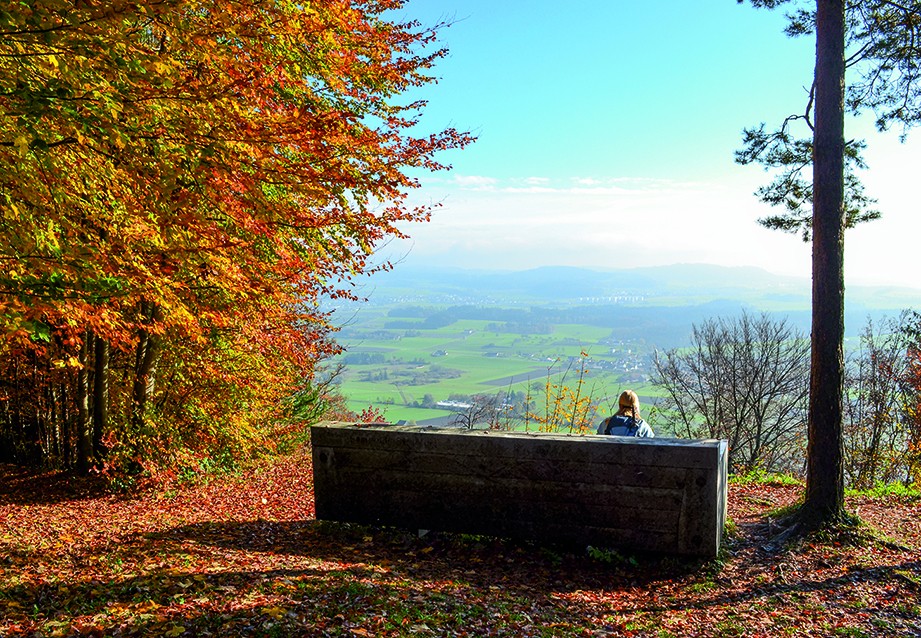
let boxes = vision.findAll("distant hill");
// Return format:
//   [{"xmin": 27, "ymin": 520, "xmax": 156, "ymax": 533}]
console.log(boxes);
[
  {"xmin": 626, "ymin": 264, "xmax": 806, "ymax": 293},
  {"xmin": 360, "ymin": 263, "xmax": 919, "ymax": 313},
  {"xmin": 328, "ymin": 263, "xmax": 920, "ymax": 354},
  {"xmin": 366, "ymin": 263, "xmax": 790, "ymax": 297}
]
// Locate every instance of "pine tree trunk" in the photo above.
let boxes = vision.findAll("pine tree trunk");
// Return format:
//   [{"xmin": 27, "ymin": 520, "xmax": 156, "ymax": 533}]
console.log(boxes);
[{"xmin": 804, "ymin": 0, "xmax": 847, "ymax": 526}]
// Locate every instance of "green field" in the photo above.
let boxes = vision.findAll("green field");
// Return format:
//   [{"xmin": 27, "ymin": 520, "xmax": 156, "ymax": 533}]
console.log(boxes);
[
  {"xmin": 334, "ymin": 315, "xmax": 663, "ymax": 424},
  {"xmin": 327, "ymin": 265, "xmax": 917, "ymax": 425}
]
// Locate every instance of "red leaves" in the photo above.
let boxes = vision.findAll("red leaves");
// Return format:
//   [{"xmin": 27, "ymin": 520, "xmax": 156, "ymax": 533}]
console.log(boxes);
[
  {"xmin": 1, "ymin": 453, "xmax": 919, "ymax": 637},
  {"xmin": 0, "ymin": 0, "xmax": 472, "ymax": 474}
]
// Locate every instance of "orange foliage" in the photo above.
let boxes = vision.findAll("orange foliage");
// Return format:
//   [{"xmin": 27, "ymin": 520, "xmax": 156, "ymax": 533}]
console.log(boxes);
[
  {"xmin": 0, "ymin": 1, "xmax": 471, "ymax": 474},
  {"xmin": 904, "ymin": 344, "xmax": 921, "ymax": 485}
]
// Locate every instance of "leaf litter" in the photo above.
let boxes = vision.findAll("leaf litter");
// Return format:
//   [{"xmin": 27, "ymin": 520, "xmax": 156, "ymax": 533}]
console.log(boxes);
[{"xmin": 1, "ymin": 449, "xmax": 918, "ymax": 637}]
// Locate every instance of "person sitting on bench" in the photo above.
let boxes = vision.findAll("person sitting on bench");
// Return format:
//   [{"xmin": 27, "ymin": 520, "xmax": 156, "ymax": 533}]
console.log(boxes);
[{"xmin": 597, "ymin": 390, "xmax": 654, "ymax": 437}]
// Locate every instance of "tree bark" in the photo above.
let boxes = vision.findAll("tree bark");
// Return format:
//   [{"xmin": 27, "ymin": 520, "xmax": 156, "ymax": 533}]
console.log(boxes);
[
  {"xmin": 804, "ymin": 0, "xmax": 848, "ymax": 526},
  {"xmin": 132, "ymin": 302, "xmax": 163, "ymax": 429},
  {"xmin": 93, "ymin": 335, "xmax": 109, "ymax": 459},
  {"xmin": 59, "ymin": 377, "xmax": 70, "ymax": 467},
  {"xmin": 76, "ymin": 332, "xmax": 93, "ymax": 474}
]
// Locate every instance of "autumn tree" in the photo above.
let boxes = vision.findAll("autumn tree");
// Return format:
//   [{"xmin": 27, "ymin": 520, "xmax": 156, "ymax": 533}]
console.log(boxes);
[
  {"xmin": 900, "ymin": 311, "xmax": 921, "ymax": 485},
  {"xmin": 0, "ymin": 1, "xmax": 470, "ymax": 476},
  {"xmin": 525, "ymin": 354, "xmax": 599, "ymax": 434},
  {"xmin": 843, "ymin": 314, "xmax": 916, "ymax": 488},
  {"xmin": 737, "ymin": 0, "xmax": 921, "ymax": 530}
]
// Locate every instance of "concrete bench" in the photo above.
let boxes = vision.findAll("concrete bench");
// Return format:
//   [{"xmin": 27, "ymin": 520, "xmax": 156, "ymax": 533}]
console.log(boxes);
[{"xmin": 311, "ymin": 422, "xmax": 728, "ymax": 557}]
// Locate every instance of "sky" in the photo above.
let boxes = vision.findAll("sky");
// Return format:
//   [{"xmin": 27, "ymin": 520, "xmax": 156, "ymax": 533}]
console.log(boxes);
[{"xmin": 377, "ymin": 1, "xmax": 921, "ymax": 289}]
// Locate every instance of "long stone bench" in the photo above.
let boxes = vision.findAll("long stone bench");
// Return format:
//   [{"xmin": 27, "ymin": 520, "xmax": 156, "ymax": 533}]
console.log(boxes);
[{"xmin": 311, "ymin": 422, "xmax": 728, "ymax": 557}]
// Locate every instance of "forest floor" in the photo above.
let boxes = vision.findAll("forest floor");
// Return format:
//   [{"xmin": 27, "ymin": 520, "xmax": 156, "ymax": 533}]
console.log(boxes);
[{"xmin": 1, "ymin": 446, "xmax": 919, "ymax": 637}]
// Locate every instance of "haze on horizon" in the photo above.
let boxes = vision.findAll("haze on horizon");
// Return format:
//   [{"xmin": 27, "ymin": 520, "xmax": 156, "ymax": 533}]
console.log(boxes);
[{"xmin": 376, "ymin": 1, "xmax": 921, "ymax": 292}]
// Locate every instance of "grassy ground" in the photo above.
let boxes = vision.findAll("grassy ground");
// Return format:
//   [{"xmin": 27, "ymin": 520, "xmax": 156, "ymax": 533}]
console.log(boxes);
[
  {"xmin": 2, "ymin": 448, "xmax": 918, "ymax": 637},
  {"xmin": 336, "ymin": 319, "xmax": 659, "ymax": 424}
]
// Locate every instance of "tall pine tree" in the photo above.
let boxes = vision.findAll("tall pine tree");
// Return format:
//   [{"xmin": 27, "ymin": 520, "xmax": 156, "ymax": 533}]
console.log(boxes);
[{"xmin": 738, "ymin": 0, "xmax": 921, "ymax": 530}]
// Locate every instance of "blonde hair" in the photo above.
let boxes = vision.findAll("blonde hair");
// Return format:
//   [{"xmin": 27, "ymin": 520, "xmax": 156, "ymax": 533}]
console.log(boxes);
[{"xmin": 616, "ymin": 390, "xmax": 641, "ymax": 420}]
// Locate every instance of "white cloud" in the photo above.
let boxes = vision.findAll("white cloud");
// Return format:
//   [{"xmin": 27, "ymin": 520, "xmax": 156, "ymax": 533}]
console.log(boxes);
[
  {"xmin": 400, "ymin": 175, "xmax": 805, "ymax": 274},
  {"xmin": 397, "ymin": 156, "xmax": 921, "ymax": 289},
  {"xmin": 453, "ymin": 175, "xmax": 498, "ymax": 189}
]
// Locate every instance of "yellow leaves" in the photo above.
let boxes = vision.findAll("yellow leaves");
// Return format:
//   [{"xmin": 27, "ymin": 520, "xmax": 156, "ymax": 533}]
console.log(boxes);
[
  {"xmin": 51, "ymin": 356, "xmax": 81, "ymax": 369},
  {"xmin": 261, "ymin": 606, "xmax": 287, "ymax": 619},
  {"xmin": 134, "ymin": 600, "xmax": 162, "ymax": 614},
  {"xmin": 529, "ymin": 353, "xmax": 598, "ymax": 433},
  {"xmin": 4, "ymin": 200, "xmax": 21, "ymax": 221},
  {"xmin": 149, "ymin": 61, "xmax": 172, "ymax": 76},
  {"xmin": 34, "ymin": 218, "xmax": 61, "ymax": 254},
  {"xmin": 163, "ymin": 625, "xmax": 186, "ymax": 637},
  {"xmin": 46, "ymin": 54, "xmax": 60, "ymax": 70},
  {"xmin": 0, "ymin": 0, "xmax": 467, "ymax": 479},
  {"xmin": 106, "ymin": 118, "xmax": 129, "ymax": 148},
  {"xmin": 13, "ymin": 134, "xmax": 30, "ymax": 157}
]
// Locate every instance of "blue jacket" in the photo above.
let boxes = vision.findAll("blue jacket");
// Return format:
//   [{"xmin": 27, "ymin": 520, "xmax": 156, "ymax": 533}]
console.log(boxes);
[{"xmin": 597, "ymin": 414, "xmax": 654, "ymax": 438}]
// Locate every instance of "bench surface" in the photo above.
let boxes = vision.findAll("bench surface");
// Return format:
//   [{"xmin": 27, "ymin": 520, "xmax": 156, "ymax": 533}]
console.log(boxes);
[{"xmin": 311, "ymin": 422, "xmax": 728, "ymax": 557}]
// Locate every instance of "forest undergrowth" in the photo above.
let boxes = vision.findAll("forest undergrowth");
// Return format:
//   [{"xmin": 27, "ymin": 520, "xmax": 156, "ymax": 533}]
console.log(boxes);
[{"xmin": 1, "ymin": 447, "xmax": 919, "ymax": 637}]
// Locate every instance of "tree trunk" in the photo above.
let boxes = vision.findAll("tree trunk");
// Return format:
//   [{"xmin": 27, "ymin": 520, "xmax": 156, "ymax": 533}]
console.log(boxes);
[
  {"xmin": 132, "ymin": 302, "xmax": 163, "ymax": 429},
  {"xmin": 49, "ymin": 381, "xmax": 60, "ymax": 464},
  {"xmin": 59, "ymin": 378, "xmax": 70, "ymax": 467},
  {"xmin": 803, "ymin": 0, "xmax": 848, "ymax": 526},
  {"xmin": 93, "ymin": 335, "xmax": 109, "ymax": 459},
  {"xmin": 76, "ymin": 332, "xmax": 93, "ymax": 474}
]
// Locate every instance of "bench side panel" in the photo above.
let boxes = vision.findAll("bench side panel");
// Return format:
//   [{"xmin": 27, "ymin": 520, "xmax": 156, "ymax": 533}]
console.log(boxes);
[{"xmin": 311, "ymin": 425, "xmax": 725, "ymax": 556}]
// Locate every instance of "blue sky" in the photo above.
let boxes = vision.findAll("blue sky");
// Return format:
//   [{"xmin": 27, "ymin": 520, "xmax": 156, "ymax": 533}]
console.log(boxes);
[{"xmin": 380, "ymin": 1, "xmax": 921, "ymax": 289}]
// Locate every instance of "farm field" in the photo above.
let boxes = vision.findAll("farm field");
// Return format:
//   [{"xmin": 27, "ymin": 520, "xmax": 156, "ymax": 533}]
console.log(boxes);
[
  {"xmin": 327, "ymin": 262, "xmax": 916, "ymax": 426},
  {"xmin": 334, "ymin": 313, "xmax": 663, "ymax": 425}
]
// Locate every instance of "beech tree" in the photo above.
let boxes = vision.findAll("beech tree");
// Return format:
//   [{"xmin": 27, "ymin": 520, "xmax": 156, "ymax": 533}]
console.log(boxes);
[
  {"xmin": 738, "ymin": 0, "xmax": 921, "ymax": 529},
  {"xmin": 0, "ymin": 1, "xmax": 470, "ymax": 475}
]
